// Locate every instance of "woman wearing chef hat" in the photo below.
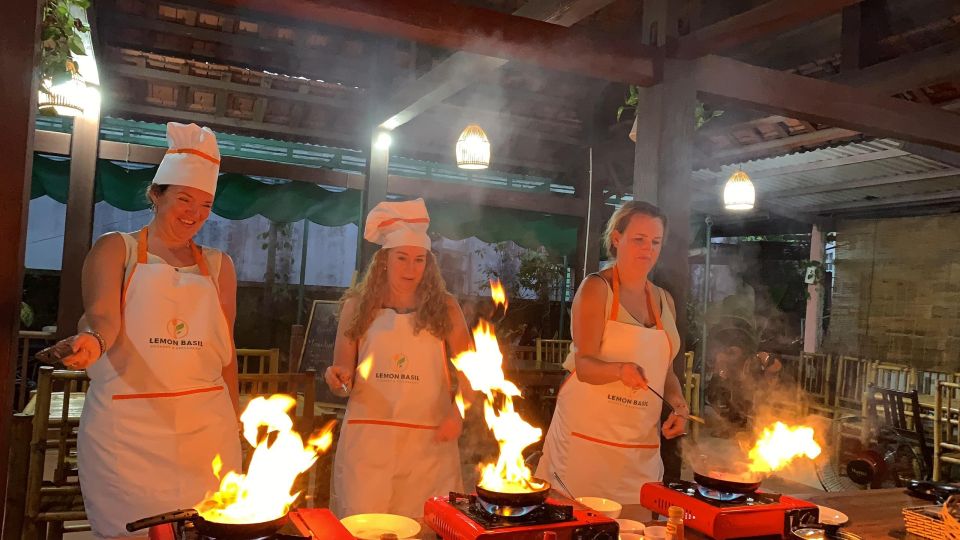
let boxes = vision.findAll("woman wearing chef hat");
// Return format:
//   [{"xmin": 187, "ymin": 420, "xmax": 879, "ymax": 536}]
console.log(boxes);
[
  {"xmin": 51, "ymin": 123, "xmax": 242, "ymax": 537},
  {"xmin": 325, "ymin": 198, "xmax": 472, "ymax": 518},
  {"xmin": 535, "ymin": 201, "xmax": 689, "ymax": 505}
]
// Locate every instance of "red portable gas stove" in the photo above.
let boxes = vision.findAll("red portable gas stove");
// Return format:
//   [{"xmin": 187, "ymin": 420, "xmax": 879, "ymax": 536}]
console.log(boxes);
[
  {"xmin": 147, "ymin": 508, "xmax": 354, "ymax": 540},
  {"xmin": 424, "ymin": 491, "xmax": 619, "ymax": 540},
  {"xmin": 641, "ymin": 481, "xmax": 820, "ymax": 540}
]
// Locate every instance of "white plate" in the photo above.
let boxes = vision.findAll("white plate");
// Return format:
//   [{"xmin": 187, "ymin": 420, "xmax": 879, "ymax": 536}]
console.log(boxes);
[
  {"xmin": 616, "ymin": 518, "xmax": 646, "ymax": 533},
  {"xmin": 818, "ymin": 505, "xmax": 849, "ymax": 525},
  {"xmin": 340, "ymin": 513, "xmax": 421, "ymax": 540}
]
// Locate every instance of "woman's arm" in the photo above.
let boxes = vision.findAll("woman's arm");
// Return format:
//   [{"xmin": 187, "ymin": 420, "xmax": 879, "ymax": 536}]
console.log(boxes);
[
  {"xmin": 659, "ymin": 288, "xmax": 688, "ymax": 409},
  {"xmin": 218, "ymin": 254, "xmax": 241, "ymax": 415},
  {"xmin": 60, "ymin": 233, "xmax": 127, "ymax": 369},
  {"xmin": 325, "ymin": 298, "xmax": 360, "ymax": 396},
  {"xmin": 572, "ymin": 275, "xmax": 647, "ymax": 388}
]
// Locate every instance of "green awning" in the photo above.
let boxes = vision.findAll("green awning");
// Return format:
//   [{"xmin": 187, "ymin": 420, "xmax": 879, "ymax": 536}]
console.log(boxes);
[{"xmin": 31, "ymin": 155, "xmax": 579, "ymax": 256}]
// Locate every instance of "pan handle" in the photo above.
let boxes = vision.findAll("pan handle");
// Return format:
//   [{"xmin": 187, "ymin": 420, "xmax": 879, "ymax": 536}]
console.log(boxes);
[{"xmin": 126, "ymin": 509, "xmax": 200, "ymax": 532}]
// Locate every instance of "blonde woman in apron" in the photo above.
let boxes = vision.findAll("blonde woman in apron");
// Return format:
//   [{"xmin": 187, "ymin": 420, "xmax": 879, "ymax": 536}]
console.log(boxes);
[
  {"xmin": 324, "ymin": 199, "xmax": 473, "ymax": 518},
  {"xmin": 536, "ymin": 201, "xmax": 690, "ymax": 505},
  {"xmin": 54, "ymin": 123, "xmax": 242, "ymax": 538}
]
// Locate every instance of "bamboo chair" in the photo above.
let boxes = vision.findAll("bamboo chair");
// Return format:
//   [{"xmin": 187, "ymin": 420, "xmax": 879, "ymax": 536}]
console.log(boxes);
[
  {"xmin": 535, "ymin": 339, "xmax": 571, "ymax": 368},
  {"xmin": 17, "ymin": 331, "xmax": 57, "ymax": 411},
  {"xmin": 834, "ymin": 355, "xmax": 872, "ymax": 413},
  {"xmin": 236, "ymin": 347, "xmax": 281, "ymax": 377},
  {"xmin": 933, "ymin": 381, "xmax": 960, "ymax": 481},
  {"xmin": 870, "ymin": 362, "xmax": 916, "ymax": 393},
  {"xmin": 798, "ymin": 352, "xmax": 834, "ymax": 417},
  {"xmin": 22, "ymin": 366, "xmax": 90, "ymax": 540}
]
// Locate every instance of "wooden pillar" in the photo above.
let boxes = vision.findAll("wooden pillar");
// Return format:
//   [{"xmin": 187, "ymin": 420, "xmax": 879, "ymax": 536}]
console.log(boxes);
[
  {"xmin": 841, "ymin": 0, "xmax": 883, "ymax": 72},
  {"xmin": 56, "ymin": 99, "xmax": 101, "ymax": 338},
  {"xmin": 0, "ymin": 0, "xmax": 42, "ymax": 522},
  {"xmin": 804, "ymin": 224, "xmax": 826, "ymax": 353},
  {"xmin": 633, "ymin": 59, "xmax": 697, "ymax": 481}
]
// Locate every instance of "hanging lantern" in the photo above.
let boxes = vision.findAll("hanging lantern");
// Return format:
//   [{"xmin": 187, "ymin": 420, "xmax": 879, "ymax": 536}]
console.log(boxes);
[
  {"xmin": 456, "ymin": 124, "xmax": 490, "ymax": 170},
  {"xmin": 38, "ymin": 74, "xmax": 87, "ymax": 117},
  {"xmin": 723, "ymin": 169, "xmax": 755, "ymax": 211}
]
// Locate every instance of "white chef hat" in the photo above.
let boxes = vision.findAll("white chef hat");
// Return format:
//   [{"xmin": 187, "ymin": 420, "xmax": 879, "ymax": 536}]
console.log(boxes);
[
  {"xmin": 363, "ymin": 198, "xmax": 432, "ymax": 250},
  {"xmin": 152, "ymin": 122, "xmax": 221, "ymax": 196}
]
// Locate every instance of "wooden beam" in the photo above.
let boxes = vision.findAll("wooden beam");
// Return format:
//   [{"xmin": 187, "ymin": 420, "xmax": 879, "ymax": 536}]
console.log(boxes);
[
  {"xmin": 840, "ymin": 0, "xmax": 883, "ymax": 71},
  {"xmin": 771, "ymin": 167, "xmax": 960, "ymax": 198},
  {"xmin": 675, "ymin": 0, "xmax": 861, "ymax": 59},
  {"xmin": 57, "ymin": 104, "xmax": 102, "ymax": 339},
  {"xmin": 694, "ymin": 55, "xmax": 960, "ymax": 152},
  {"xmin": 900, "ymin": 142, "xmax": 960, "ymax": 169},
  {"xmin": 698, "ymin": 127, "xmax": 861, "ymax": 168},
  {"xmin": 206, "ymin": 0, "xmax": 659, "ymax": 88},
  {"xmin": 377, "ymin": 0, "xmax": 619, "ymax": 129},
  {"xmin": 0, "ymin": 0, "xmax": 41, "ymax": 522},
  {"xmin": 831, "ymin": 39, "xmax": 960, "ymax": 94},
  {"xmin": 809, "ymin": 187, "xmax": 960, "ymax": 213}
]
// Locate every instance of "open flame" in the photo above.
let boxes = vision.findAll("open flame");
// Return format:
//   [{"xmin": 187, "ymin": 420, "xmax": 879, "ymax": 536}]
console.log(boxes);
[
  {"xmin": 451, "ymin": 283, "xmax": 542, "ymax": 493},
  {"xmin": 489, "ymin": 279, "xmax": 508, "ymax": 310},
  {"xmin": 747, "ymin": 421, "xmax": 822, "ymax": 474},
  {"xmin": 357, "ymin": 354, "xmax": 374, "ymax": 381},
  {"xmin": 195, "ymin": 395, "xmax": 337, "ymax": 523}
]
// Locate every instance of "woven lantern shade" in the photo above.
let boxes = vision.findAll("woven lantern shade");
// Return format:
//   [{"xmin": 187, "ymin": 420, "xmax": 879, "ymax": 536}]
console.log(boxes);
[
  {"xmin": 723, "ymin": 170, "xmax": 755, "ymax": 211},
  {"xmin": 38, "ymin": 74, "xmax": 87, "ymax": 117},
  {"xmin": 456, "ymin": 124, "xmax": 490, "ymax": 170}
]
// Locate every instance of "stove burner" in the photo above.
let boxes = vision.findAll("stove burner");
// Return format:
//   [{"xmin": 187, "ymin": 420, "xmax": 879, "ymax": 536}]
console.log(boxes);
[
  {"xmin": 695, "ymin": 484, "xmax": 747, "ymax": 502},
  {"xmin": 476, "ymin": 498, "xmax": 539, "ymax": 517}
]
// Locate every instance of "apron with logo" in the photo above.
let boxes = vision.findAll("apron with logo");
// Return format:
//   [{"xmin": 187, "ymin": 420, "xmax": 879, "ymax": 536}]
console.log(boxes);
[
  {"xmin": 78, "ymin": 228, "xmax": 241, "ymax": 538},
  {"xmin": 536, "ymin": 268, "xmax": 677, "ymax": 505},
  {"xmin": 332, "ymin": 309, "xmax": 463, "ymax": 518}
]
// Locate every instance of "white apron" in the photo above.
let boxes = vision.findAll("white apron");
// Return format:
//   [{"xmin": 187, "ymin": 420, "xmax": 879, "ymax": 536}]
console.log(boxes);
[
  {"xmin": 78, "ymin": 228, "xmax": 241, "ymax": 538},
  {"xmin": 536, "ymin": 268, "xmax": 678, "ymax": 505},
  {"xmin": 332, "ymin": 309, "xmax": 463, "ymax": 519}
]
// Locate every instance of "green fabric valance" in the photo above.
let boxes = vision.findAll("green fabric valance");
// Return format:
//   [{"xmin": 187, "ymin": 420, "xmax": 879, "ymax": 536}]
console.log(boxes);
[{"xmin": 31, "ymin": 155, "xmax": 579, "ymax": 256}]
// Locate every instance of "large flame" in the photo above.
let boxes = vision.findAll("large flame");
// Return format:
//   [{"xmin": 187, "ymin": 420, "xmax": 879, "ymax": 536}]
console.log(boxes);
[
  {"xmin": 451, "ymin": 285, "xmax": 542, "ymax": 493},
  {"xmin": 195, "ymin": 395, "xmax": 337, "ymax": 523},
  {"xmin": 747, "ymin": 421, "xmax": 822, "ymax": 474},
  {"xmin": 489, "ymin": 279, "xmax": 508, "ymax": 310}
]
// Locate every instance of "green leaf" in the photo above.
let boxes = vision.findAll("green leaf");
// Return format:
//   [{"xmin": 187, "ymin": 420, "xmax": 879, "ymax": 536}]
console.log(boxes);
[
  {"xmin": 51, "ymin": 68, "xmax": 72, "ymax": 85},
  {"xmin": 68, "ymin": 35, "xmax": 85, "ymax": 55},
  {"xmin": 616, "ymin": 106, "xmax": 625, "ymax": 122}
]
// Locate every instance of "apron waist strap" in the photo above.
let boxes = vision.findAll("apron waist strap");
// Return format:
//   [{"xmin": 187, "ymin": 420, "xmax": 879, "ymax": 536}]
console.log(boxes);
[
  {"xmin": 571, "ymin": 431, "xmax": 659, "ymax": 449},
  {"xmin": 347, "ymin": 419, "xmax": 437, "ymax": 430},
  {"xmin": 112, "ymin": 385, "xmax": 224, "ymax": 401}
]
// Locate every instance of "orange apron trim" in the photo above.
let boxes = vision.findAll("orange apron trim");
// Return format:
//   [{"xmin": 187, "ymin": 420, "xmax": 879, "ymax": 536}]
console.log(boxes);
[
  {"xmin": 112, "ymin": 385, "xmax": 223, "ymax": 401},
  {"xmin": 348, "ymin": 419, "xmax": 437, "ymax": 430},
  {"xmin": 377, "ymin": 217, "xmax": 430, "ymax": 228},
  {"xmin": 165, "ymin": 148, "xmax": 221, "ymax": 165},
  {"xmin": 571, "ymin": 431, "xmax": 659, "ymax": 449}
]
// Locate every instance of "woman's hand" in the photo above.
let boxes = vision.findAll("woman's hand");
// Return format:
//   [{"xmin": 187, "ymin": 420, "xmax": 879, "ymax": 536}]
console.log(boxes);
[
  {"xmin": 324, "ymin": 365, "xmax": 353, "ymax": 396},
  {"xmin": 434, "ymin": 409, "xmax": 463, "ymax": 442},
  {"xmin": 662, "ymin": 403, "xmax": 689, "ymax": 439},
  {"xmin": 619, "ymin": 362, "xmax": 648, "ymax": 390},
  {"xmin": 55, "ymin": 333, "xmax": 102, "ymax": 370}
]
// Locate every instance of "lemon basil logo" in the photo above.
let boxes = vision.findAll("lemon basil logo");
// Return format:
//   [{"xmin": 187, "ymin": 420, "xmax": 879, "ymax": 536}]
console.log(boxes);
[
  {"xmin": 375, "ymin": 353, "xmax": 419, "ymax": 382},
  {"xmin": 148, "ymin": 318, "xmax": 203, "ymax": 348},
  {"xmin": 167, "ymin": 318, "xmax": 189, "ymax": 339}
]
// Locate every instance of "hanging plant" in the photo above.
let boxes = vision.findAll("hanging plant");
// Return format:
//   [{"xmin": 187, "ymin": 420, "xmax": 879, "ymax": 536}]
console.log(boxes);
[
  {"xmin": 40, "ymin": 0, "xmax": 90, "ymax": 94},
  {"xmin": 617, "ymin": 84, "xmax": 724, "ymax": 130}
]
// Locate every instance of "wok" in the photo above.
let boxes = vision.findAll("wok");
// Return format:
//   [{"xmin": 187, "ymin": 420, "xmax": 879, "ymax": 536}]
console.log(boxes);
[
  {"xmin": 693, "ymin": 469, "xmax": 764, "ymax": 494},
  {"xmin": 126, "ymin": 508, "xmax": 289, "ymax": 540},
  {"xmin": 476, "ymin": 478, "xmax": 551, "ymax": 507}
]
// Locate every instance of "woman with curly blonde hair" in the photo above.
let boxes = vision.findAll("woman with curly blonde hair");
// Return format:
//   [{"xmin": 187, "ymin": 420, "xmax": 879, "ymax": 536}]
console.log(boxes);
[{"xmin": 325, "ymin": 198, "xmax": 472, "ymax": 518}]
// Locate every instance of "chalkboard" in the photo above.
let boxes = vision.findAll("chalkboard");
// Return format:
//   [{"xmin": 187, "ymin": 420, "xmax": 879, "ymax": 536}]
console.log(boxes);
[{"xmin": 299, "ymin": 300, "xmax": 346, "ymax": 407}]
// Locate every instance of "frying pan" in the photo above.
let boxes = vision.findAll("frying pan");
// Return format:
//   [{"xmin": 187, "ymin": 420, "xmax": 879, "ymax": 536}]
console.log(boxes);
[
  {"xmin": 126, "ymin": 508, "xmax": 289, "ymax": 539},
  {"xmin": 475, "ymin": 478, "xmax": 551, "ymax": 507},
  {"xmin": 693, "ymin": 469, "xmax": 763, "ymax": 494}
]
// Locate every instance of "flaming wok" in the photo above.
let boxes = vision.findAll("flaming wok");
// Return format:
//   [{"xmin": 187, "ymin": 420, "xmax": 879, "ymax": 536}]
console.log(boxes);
[{"xmin": 126, "ymin": 508, "xmax": 289, "ymax": 540}]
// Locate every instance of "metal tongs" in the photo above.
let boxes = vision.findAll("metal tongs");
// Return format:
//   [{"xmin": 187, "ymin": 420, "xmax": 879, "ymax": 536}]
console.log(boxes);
[{"xmin": 647, "ymin": 386, "xmax": 706, "ymax": 424}]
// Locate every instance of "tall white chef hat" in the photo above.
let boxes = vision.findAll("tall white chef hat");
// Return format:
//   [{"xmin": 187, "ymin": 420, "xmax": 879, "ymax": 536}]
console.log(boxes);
[
  {"xmin": 363, "ymin": 198, "xmax": 432, "ymax": 250},
  {"xmin": 152, "ymin": 122, "xmax": 221, "ymax": 196}
]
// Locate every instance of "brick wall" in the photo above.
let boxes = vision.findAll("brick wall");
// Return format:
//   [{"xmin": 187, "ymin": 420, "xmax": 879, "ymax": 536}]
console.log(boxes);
[{"xmin": 826, "ymin": 215, "xmax": 960, "ymax": 370}]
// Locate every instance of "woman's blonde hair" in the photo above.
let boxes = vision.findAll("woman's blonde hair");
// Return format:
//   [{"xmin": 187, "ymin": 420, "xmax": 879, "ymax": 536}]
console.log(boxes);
[
  {"xmin": 342, "ymin": 248, "xmax": 452, "ymax": 340},
  {"xmin": 602, "ymin": 201, "xmax": 668, "ymax": 259}
]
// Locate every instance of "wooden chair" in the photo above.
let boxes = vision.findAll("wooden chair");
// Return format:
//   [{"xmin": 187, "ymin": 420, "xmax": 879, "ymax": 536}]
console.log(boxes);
[
  {"xmin": 864, "ymin": 384, "xmax": 933, "ymax": 481},
  {"xmin": 834, "ymin": 355, "xmax": 872, "ymax": 413},
  {"xmin": 535, "ymin": 339, "xmax": 571, "ymax": 368},
  {"xmin": 22, "ymin": 366, "xmax": 90, "ymax": 540},
  {"xmin": 236, "ymin": 347, "xmax": 281, "ymax": 375},
  {"xmin": 933, "ymin": 381, "xmax": 960, "ymax": 481},
  {"xmin": 798, "ymin": 352, "xmax": 834, "ymax": 417},
  {"xmin": 17, "ymin": 330, "xmax": 56, "ymax": 411},
  {"xmin": 870, "ymin": 362, "xmax": 916, "ymax": 393}
]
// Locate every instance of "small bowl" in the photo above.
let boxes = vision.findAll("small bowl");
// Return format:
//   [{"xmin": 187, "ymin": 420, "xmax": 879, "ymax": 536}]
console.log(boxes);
[
  {"xmin": 576, "ymin": 497, "xmax": 622, "ymax": 518},
  {"xmin": 617, "ymin": 518, "xmax": 645, "ymax": 533},
  {"xmin": 644, "ymin": 525, "xmax": 667, "ymax": 540},
  {"xmin": 619, "ymin": 533, "xmax": 644, "ymax": 540}
]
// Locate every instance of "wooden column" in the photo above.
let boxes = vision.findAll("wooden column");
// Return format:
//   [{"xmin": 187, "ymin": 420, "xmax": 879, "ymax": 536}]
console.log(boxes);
[
  {"xmin": 56, "ymin": 99, "xmax": 101, "ymax": 338},
  {"xmin": 0, "ymin": 0, "xmax": 42, "ymax": 522},
  {"xmin": 840, "ymin": 0, "xmax": 883, "ymax": 71},
  {"xmin": 633, "ymin": 59, "xmax": 697, "ymax": 481},
  {"xmin": 803, "ymin": 224, "xmax": 826, "ymax": 353}
]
